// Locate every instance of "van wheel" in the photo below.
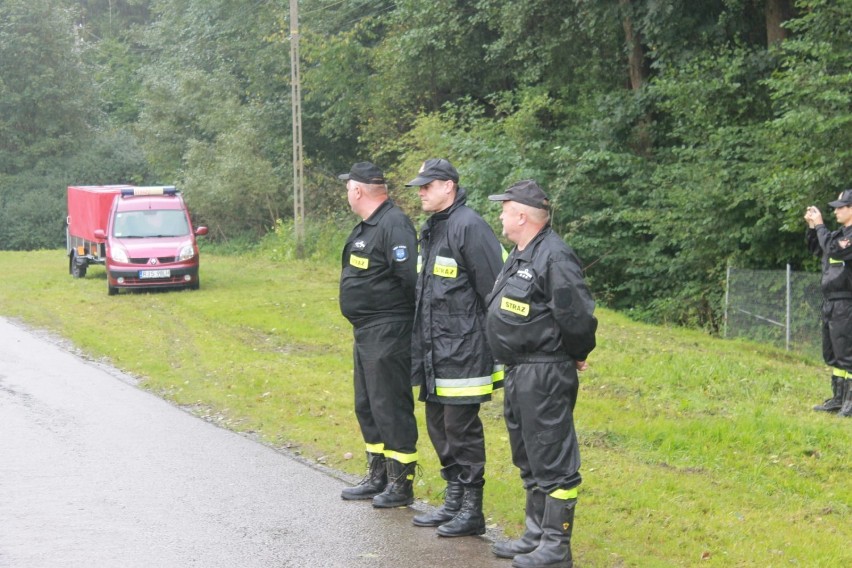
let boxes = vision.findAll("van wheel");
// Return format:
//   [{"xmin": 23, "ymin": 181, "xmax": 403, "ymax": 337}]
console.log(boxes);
[
  {"xmin": 190, "ymin": 275, "xmax": 200, "ymax": 290},
  {"xmin": 108, "ymin": 283, "xmax": 118, "ymax": 296},
  {"xmin": 70, "ymin": 252, "xmax": 87, "ymax": 278}
]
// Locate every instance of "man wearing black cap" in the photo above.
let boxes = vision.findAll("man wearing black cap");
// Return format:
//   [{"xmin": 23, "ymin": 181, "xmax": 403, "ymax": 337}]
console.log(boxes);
[
  {"xmin": 406, "ymin": 158, "xmax": 504, "ymax": 537},
  {"xmin": 338, "ymin": 162, "xmax": 421, "ymax": 507},
  {"xmin": 805, "ymin": 189, "xmax": 852, "ymax": 418},
  {"xmin": 485, "ymin": 180, "xmax": 597, "ymax": 568}
]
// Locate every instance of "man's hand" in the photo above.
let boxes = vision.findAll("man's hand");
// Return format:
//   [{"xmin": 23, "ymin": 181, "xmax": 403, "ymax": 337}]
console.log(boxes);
[
  {"xmin": 575, "ymin": 360, "xmax": 588, "ymax": 372},
  {"xmin": 805, "ymin": 205, "xmax": 823, "ymax": 229}
]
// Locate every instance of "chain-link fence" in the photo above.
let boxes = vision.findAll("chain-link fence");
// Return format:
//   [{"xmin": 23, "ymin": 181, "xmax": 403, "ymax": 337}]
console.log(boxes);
[{"xmin": 724, "ymin": 266, "xmax": 822, "ymax": 358}]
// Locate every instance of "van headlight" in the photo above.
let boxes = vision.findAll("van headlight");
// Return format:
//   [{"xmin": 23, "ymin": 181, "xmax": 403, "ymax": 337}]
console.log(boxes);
[
  {"xmin": 111, "ymin": 247, "xmax": 129, "ymax": 263},
  {"xmin": 178, "ymin": 243, "xmax": 195, "ymax": 261}
]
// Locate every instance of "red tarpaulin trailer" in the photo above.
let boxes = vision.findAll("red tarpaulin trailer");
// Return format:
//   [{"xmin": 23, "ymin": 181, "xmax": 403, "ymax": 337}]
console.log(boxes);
[
  {"xmin": 66, "ymin": 185, "xmax": 132, "ymax": 278},
  {"xmin": 67, "ymin": 185, "xmax": 132, "ymax": 242}
]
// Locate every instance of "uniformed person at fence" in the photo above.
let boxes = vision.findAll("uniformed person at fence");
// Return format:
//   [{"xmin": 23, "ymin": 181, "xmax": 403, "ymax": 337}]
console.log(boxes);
[
  {"xmin": 406, "ymin": 158, "xmax": 504, "ymax": 536},
  {"xmin": 805, "ymin": 189, "xmax": 852, "ymax": 418},
  {"xmin": 338, "ymin": 162, "xmax": 421, "ymax": 506},
  {"xmin": 485, "ymin": 180, "xmax": 597, "ymax": 568}
]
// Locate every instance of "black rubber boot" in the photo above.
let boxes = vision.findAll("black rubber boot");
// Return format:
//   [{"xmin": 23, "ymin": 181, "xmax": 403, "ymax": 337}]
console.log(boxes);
[
  {"xmin": 372, "ymin": 458, "xmax": 415, "ymax": 508},
  {"xmin": 838, "ymin": 378, "xmax": 852, "ymax": 417},
  {"xmin": 341, "ymin": 452, "xmax": 386, "ymax": 500},
  {"xmin": 813, "ymin": 375, "xmax": 844, "ymax": 412},
  {"xmin": 511, "ymin": 496, "xmax": 575, "ymax": 568},
  {"xmin": 436, "ymin": 485, "xmax": 485, "ymax": 537},
  {"xmin": 492, "ymin": 488, "xmax": 545, "ymax": 558},
  {"xmin": 413, "ymin": 480, "xmax": 463, "ymax": 527}
]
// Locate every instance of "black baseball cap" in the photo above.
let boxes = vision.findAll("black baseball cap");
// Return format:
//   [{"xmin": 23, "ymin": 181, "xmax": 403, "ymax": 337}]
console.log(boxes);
[
  {"xmin": 405, "ymin": 159, "xmax": 459, "ymax": 187},
  {"xmin": 828, "ymin": 189, "xmax": 852, "ymax": 208},
  {"xmin": 338, "ymin": 162, "xmax": 386, "ymax": 184},
  {"xmin": 488, "ymin": 179, "xmax": 550, "ymax": 210}
]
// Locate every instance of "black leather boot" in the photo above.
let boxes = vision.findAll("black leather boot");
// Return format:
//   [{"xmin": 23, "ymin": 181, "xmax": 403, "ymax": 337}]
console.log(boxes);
[
  {"xmin": 511, "ymin": 496, "xmax": 575, "ymax": 568},
  {"xmin": 492, "ymin": 487, "xmax": 545, "ymax": 558},
  {"xmin": 341, "ymin": 451, "xmax": 386, "ymax": 500},
  {"xmin": 436, "ymin": 485, "xmax": 485, "ymax": 537},
  {"xmin": 838, "ymin": 378, "xmax": 852, "ymax": 417},
  {"xmin": 813, "ymin": 375, "xmax": 844, "ymax": 412},
  {"xmin": 413, "ymin": 480, "xmax": 463, "ymax": 527},
  {"xmin": 372, "ymin": 458, "xmax": 415, "ymax": 508}
]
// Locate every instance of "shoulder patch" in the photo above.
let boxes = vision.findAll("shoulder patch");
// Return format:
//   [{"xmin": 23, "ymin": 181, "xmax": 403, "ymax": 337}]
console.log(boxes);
[
  {"xmin": 392, "ymin": 245, "xmax": 409, "ymax": 262},
  {"xmin": 516, "ymin": 268, "xmax": 534, "ymax": 281}
]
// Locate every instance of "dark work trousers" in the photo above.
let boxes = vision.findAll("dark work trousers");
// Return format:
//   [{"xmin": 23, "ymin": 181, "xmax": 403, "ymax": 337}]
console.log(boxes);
[
  {"xmin": 821, "ymin": 299, "xmax": 852, "ymax": 371},
  {"xmin": 424, "ymin": 400, "xmax": 485, "ymax": 486},
  {"xmin": 353, "ymin": 320, "xmax": 418, "ymax": 455},
  {"xmin": 504, "ymin": 361, "xmax": 581, "ymax": 494}
]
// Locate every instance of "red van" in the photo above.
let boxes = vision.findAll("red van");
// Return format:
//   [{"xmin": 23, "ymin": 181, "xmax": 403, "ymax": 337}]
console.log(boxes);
[{"xmin": 86, "ymin": 186, "xmax": 208, "ymax": 295}]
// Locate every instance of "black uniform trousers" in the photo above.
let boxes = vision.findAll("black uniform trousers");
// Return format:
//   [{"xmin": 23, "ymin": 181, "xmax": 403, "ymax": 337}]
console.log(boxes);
[
  {"xmin": 822, "ymin": 299, "xmax": 852, "ymax": 372},
  {"xmin": 504, "ymin": 360, "xmax": 581, "ymax": 494},
  {"xmin": 424, "ymin": 400, "xmax": 485, "ymax": 486},
  {"xmin": 353, "ymin": 320, "xmax": 418, "ymax": 455}
]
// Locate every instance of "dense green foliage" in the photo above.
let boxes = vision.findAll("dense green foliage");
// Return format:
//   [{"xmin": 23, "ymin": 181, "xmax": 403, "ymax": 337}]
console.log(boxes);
[{"xmin": 1, "ymin": 0, "xmax": 849, "ymax": 327}]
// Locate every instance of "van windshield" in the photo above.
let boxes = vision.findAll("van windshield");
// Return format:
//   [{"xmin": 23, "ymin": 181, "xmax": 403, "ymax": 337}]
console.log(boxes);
[{"xmin": 113, "ymin": 210, "xmax": 190, "ymax": 238}]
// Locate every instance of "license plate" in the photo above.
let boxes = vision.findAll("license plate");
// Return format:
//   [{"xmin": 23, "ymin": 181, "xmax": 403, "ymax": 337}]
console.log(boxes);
[{"xmin": 139, "ymin": 269, "xmax": 171, "ymax": 279}]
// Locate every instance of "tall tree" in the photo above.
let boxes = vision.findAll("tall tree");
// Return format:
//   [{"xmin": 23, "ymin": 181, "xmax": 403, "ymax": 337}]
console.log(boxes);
[
  {"xmin": 0, "ymin": 0, "xmax": 98, "ymax": 249},
  {"xmin": 135, "ymin": 0, "xmax": 292, "ymax": 239},
  {"xmin": 764, "ymin": 0, "xmax": 852, "ymax": 235},
  {"xmin": 0, "ymin": 0, "xmax": 96, "ymax": 175}
]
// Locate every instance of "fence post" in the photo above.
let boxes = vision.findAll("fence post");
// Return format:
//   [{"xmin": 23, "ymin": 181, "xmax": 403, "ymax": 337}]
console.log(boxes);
[
  {"xmin": 786, "ymin": 263, "xmax": 792, "ymax": 351},
  {"xmin": 724, "ymin": 264, "xmax": 731, "ymax": 339}
]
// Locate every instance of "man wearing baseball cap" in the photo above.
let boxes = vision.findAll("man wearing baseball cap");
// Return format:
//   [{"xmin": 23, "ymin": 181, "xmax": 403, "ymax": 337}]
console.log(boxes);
[
  {"xmin": 337, "ymin": 162, "xmax": 421, "ymax": 507},
  {"xmin": 805, "ymin": 189, "xmax": 852, "ymax": 418},
  {"xmin": 485, "ymin": 179, "xmax": 597, "ymax": 567},
  {"xmin": 406, "ymin": 158, "xmax": 504, "ymax": 537}
]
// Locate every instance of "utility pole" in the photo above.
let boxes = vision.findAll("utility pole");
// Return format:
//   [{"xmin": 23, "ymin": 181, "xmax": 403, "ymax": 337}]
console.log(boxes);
[{"xmin": 289, "ymin": 0, "xmax": 305, "ymax": 256}]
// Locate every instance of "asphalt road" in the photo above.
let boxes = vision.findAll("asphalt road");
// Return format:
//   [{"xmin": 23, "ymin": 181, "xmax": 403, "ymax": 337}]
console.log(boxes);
[{"xmin": 0, "ymin": 317, "xmax": 510, "ymax": 568}]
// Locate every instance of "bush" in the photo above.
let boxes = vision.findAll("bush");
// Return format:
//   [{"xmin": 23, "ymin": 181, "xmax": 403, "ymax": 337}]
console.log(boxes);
[{"xmin": 257, "ymin": 218, "xmax": 350, "ymax": 264}]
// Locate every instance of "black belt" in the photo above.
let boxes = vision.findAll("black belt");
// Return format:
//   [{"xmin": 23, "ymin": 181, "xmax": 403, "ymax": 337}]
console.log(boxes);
[{"xmin": 505, "ymin": 353, "xmax": 572, "ymax": 364}]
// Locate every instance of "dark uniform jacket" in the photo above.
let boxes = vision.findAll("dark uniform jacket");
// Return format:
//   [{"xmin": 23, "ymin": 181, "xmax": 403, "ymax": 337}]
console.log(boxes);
[
  {"xmin": 486, "ymin": 225, "xmax": 597, "ymax": 364},
  {"xmin": 412, "ymin": 187, "xmax": 504, "ymax": 404},
  {"xmin": 339, "ymin": 199, "xmax": 417, "ymax": 328},
  {"xmin": 807, "ymin": 224, "xmax": 852, "ymax": 299}
]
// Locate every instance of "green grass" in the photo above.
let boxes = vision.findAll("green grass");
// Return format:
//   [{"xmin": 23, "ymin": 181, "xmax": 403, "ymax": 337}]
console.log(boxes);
[{"xmin": 1, "ymin": 250, "xmax": 849, "ymax": 567}]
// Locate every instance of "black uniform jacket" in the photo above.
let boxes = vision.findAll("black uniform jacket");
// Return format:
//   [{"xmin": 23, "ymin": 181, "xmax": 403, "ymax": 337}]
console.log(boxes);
[
  {"xmin": 339, "ymin": 199, "xmax": 417, "ymax": 328},
  {"xmin": 808, "ymin": 224, "xmax": 852, "ymax": 299},
  {"xmin": 486, "ymin": 225, "xmax": 597, "ymax": 364},
  {"xmin": 412, "ymin": 187, "xmax": 504, "ymax": 404}
]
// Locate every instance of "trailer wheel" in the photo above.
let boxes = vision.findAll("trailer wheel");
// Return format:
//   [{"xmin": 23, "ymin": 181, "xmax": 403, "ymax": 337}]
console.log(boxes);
[{"xmin": 70, "ymin": 252, "xmax": 87, "ymax": 278}]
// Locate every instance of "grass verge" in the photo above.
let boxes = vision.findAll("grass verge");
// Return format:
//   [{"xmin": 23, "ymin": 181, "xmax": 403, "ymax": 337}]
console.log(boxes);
[{"xmin": 0, "ymin": 250, "xmax": 849, "ymax": 567}]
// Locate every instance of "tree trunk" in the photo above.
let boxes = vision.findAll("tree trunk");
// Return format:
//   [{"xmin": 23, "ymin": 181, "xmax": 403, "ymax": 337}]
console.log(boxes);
[
  {"xmin": 619, "ymin": 0, "xmax": 651, "ymax": 156},
  {"xmin": 765, "ymin": 0, "xmax": 793, "ymax": 45},
  {"xmin": 619, "ymin": 0, "xmax": 647, "ymax": 91}
]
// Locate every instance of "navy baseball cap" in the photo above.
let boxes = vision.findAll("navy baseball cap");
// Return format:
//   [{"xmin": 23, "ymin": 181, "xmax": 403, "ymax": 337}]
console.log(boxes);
[
  {"xmin": 828, "ymin": 189, "xmax": 852, "ymax": 208},
  {"xmin": 405, "ymin": 159, "xmax": 459, "ymax": 186},
  {"xmin": 488, "ymin": 179, "xmax": 550, "ymax": 210},
  {"xmin": 338, "ymin": 162, "xmax": 386, "ymax": 184}
]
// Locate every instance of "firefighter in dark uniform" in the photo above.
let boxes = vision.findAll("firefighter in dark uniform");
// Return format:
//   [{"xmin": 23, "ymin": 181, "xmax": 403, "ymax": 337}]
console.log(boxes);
[
  {"xmin": 338, "ymin": 162, "xmax": 420, "ymax": 507},
  {"xmin": 805, "ymin": 189, "xmax": 852, "ymax": 418},
  {"xmin": 405, "ymin": 158, "xmax": 504, "ymax": 536},
  {"xmin": 485, "ymin": 180, "xmax": 597, "ymax": 568}
]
